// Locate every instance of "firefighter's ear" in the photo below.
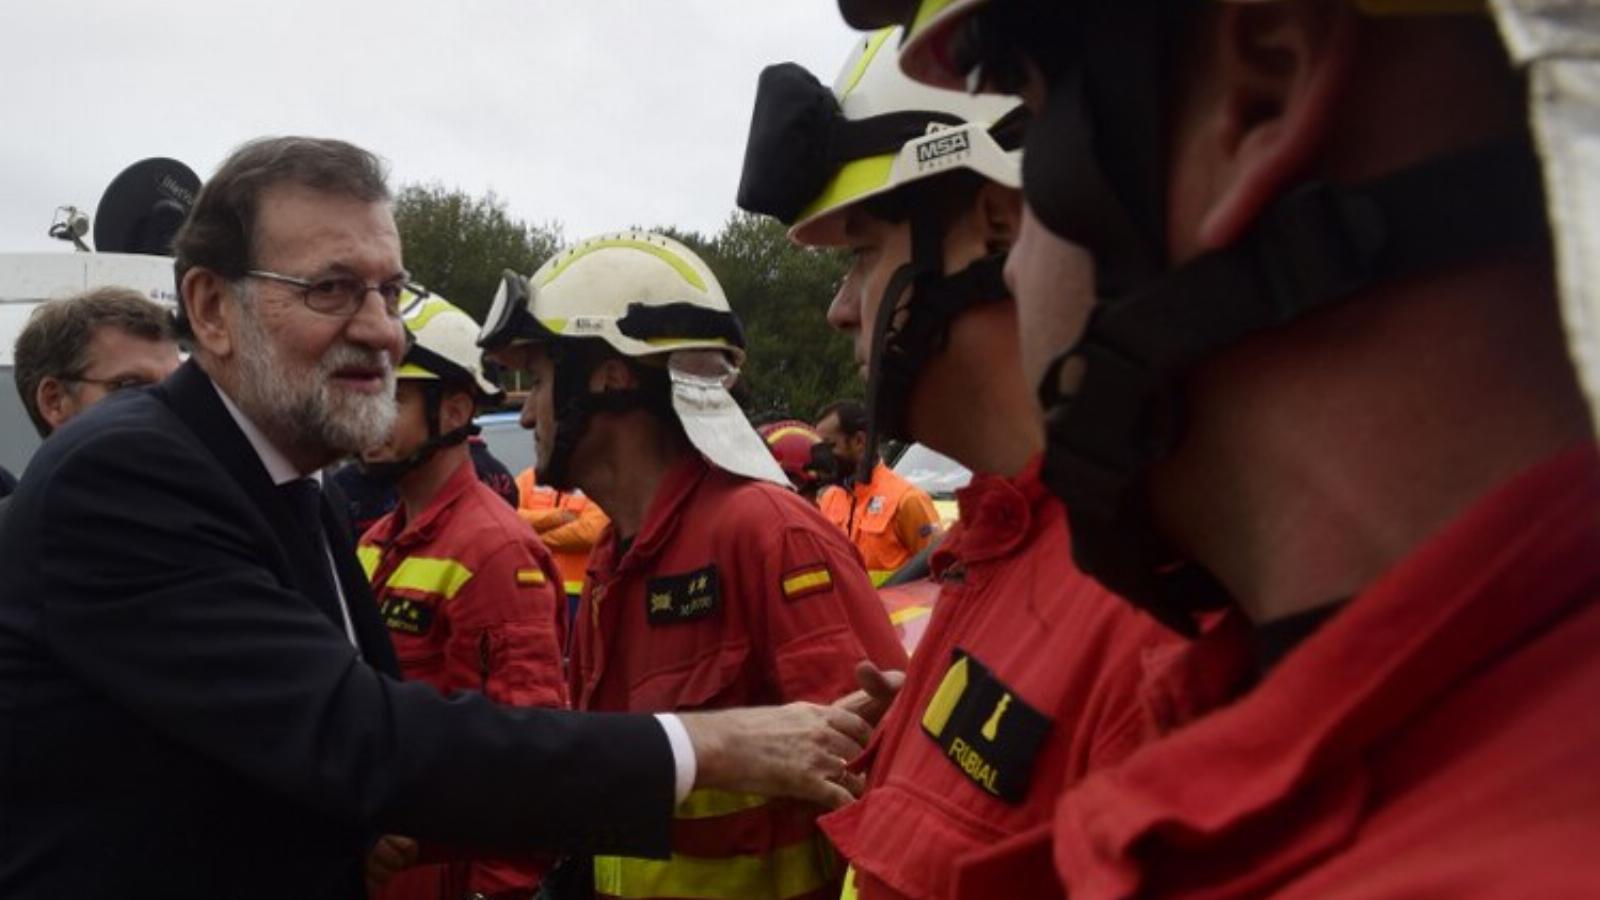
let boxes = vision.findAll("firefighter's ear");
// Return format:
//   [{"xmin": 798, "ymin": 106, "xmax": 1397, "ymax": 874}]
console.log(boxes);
[
  {"xmin": 588, "ymin": 356, "xmax": 641, "ymax": 394},
  {"xmin": 440, "ymin": 389, "xmax": 475, "ymax": 432}
]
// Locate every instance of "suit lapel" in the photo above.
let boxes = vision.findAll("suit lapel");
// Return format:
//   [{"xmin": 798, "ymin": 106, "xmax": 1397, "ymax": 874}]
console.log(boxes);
[{"xmin": 157, "ymin": 362, "xmax": 362, "ymax": 640}]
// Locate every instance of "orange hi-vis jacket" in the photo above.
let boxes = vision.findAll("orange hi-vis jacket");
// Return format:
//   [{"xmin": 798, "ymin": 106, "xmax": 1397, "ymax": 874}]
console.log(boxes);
[
  {"xmin": 820, "ymin": 458, "xmax": 1238, "ymax": 900},
  {"xmin": 1037, "ymin": 445, "xmax": 1600, "ymax": 899},
  {"xmin": 573, "ymin": 455, "xmax": 908, "ymax": 900},
  {"xmin": 516, "ymin": 467, "xmax": 609, "ymax": 597},
  {"xmin": 818, "ymin": 462, "xmax": 940, "ymax": 586},
  {"xmin": 358, "ymin": 458, "xmax": 568, "ymax": 900}
]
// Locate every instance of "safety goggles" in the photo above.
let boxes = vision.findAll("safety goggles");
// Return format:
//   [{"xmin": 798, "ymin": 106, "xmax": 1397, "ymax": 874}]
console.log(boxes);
[
  {"xmin": 476, "ymin": 269, "xmax": 550, "ymax": 352},
  {"xmin": 736, "ymin": 61, "xmax": 964, "ymax": 224}
]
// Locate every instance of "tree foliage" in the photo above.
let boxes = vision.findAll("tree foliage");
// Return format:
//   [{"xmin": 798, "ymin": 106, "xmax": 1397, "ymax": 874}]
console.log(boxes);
[
  {"xmin": 392, "ymin": 184, "xmax": 563, "ymax": 323},
  {"xmin": 394, "ymin": 186, "xmax": 860, "ymax": 422}
]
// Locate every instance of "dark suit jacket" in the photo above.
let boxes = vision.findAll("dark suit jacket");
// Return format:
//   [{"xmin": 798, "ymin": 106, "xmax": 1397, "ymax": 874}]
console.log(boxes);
[{"xmin": 0, "ymin": 361, "xmax": 673, "ymax": 899}]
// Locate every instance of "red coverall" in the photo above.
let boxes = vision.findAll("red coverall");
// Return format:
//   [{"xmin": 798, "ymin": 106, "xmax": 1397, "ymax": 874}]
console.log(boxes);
[
  {"xmin": 1041, "ymin": 445, "xmax": 1600, "ymax": 898},
  {"xmin": 820, "ymin": 458, "xmax": 1247, "ymax": 900},
  {"xmin": 572, "ymin": 455, "xmax": 908, "ymax": 900},
  {"xmin": 358, "ymin": 458, "xmax": 568, "ymax": 900}
]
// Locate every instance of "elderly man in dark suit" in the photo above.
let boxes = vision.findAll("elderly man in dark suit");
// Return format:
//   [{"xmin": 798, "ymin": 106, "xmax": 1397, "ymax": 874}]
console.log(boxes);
[{"xmin": 0, "ymin": 136, "xmax": 876, "ymax": 899}]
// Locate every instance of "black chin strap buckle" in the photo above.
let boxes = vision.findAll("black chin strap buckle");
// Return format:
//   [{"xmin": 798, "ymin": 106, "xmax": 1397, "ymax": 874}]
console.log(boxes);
[{"xmin": 1255, "ymin": 182, "xmax": 1387, "ymax": 327}]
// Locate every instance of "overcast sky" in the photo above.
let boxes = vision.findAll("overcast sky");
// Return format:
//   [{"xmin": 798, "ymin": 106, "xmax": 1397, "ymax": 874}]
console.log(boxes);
[{"xmin": 0, "ymin": 1, "xmax": 861, "ymax": 255}]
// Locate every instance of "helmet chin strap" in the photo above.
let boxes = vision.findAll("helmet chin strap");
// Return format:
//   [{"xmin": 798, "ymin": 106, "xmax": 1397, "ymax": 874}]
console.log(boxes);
[
  {"xmin": 538, "ymin": 347, "xmax": 663, "ymax": 491},
  {"xmin": 359, "ymin": 382, "xmax": 479, "ymax": 485},
  {"xmin": 1039, "ymin": 138, "xmax": 1550, "ymax": 636},
  {"xmin": 863, "ymin": 208, "xmax": 1011, "ymax": 477}
]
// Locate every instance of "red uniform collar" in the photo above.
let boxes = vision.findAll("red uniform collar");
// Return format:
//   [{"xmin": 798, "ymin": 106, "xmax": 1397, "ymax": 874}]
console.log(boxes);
[
  {"xmin": 1055, "ymin": 443, "xmax": 1600, "ymax": 896},
  {"xmin": 365, "ymin": 456, "xmax": 479, "ymax": 548},
  {"xmin": 606, "ymin": 453, "xmax": 712, "ymax": 576},
  {"xmin": 933, "ymin": 453, "xmax": 1052, "ymax": 573}
]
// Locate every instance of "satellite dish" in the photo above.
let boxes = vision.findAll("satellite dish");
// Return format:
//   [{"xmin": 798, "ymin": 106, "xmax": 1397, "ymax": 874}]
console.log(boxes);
[{"xmin": 93, "ymin": 158, "xmax": 200, "ymax": 256}]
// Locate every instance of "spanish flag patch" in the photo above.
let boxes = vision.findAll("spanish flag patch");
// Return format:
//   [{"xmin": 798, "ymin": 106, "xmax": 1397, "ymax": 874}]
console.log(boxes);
[
  {"xmin": 781, "ymin": 565, "xmax": 832, "ymax": 601},
  {"xmin": 516, "ymin": 568, "xmax": 547, "ymax": 587}
]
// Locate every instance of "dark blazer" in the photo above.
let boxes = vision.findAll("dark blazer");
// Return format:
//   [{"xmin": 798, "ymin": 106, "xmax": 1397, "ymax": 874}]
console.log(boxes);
[{"xmin": 0, "ymin": 361, "xmax": 673, "ymax": 899}]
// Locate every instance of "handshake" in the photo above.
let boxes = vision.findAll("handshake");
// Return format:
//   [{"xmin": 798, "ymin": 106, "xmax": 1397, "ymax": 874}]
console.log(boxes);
[
  {"xmin": 680, "ymin": 661, "xmax": 905, "ymax": 808},
  {"xmin": 367, "ymin": 663, "xmax": 905, "ymax": 890}
]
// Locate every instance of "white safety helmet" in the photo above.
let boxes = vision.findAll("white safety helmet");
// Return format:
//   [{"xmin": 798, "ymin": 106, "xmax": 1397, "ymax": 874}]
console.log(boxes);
[
  {"xmin": 478, "ymin": 232, "xmax": 789, "ymax": 489},
  {"xmin": 399, "ymin": 291, "xmax": 503, "ymax": 404},
  {"xmin": 738, "ymin": 26, "xmax": 1023, "ymax": 248}
]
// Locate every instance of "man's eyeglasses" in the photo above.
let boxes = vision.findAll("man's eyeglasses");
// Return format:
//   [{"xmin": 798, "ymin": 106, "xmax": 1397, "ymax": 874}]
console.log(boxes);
[
  {"xmin": 65, "ymin": 375, "xmax": 156, "ymax": 393},
  {"xmin": 244, "ymin": 270, "xmax": 414, "ymax": 318}
]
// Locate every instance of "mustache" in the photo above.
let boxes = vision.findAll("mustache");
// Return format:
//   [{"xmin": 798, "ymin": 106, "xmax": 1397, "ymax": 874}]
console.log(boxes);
[{"xmin": 319, "ymin": 344, "xmax": 394, "ymax": 378}]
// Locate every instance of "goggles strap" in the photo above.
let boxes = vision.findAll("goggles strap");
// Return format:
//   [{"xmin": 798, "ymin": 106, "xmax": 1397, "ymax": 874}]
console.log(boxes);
[{"xmin": 1041, "ymin": 138, "xmax": 1549, "ymax": 634}]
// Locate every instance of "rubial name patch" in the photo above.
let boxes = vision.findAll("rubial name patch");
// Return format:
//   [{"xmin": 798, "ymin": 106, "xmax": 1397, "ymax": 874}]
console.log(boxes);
[
  {"xmin": 645, "ymin": 564, "xmax": 721, "ymax": 625},
  {"xmin": 920, "ymin": 648, "xmax": 1052, "ymax": 804}
]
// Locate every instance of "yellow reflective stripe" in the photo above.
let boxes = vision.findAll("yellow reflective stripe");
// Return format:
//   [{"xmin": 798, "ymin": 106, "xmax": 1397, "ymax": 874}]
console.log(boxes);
[
  {"xmin": 645, "ymin": 336, "xmax": 731, "ymax": 348},
  {"xmin": 385, "ymin": 556, "xmax": 474, "ymax": 600},
  {"xmin": 563, "ymin": 579, "xmax": 585, "ymax": 596},
  {"xmin": 909, "ymin": 0, "xmax": 960, "ymax": 39},
  {"xmin": 868, "ymin": 569, "xmax": 895, "ymax": 587},
  {"xmin": 595, "ymin": 838, "xmax": 832, "ymax": 900},
  {"xmin": 356, "ymin": 545, "xmax": 381, "ymax": 580},
  {"xmin": 796, "ymin": 154, "xmax": 895, "ymax": 226},
  {"xmin": 889, "ymin": 605, "xmax": 931, "ymax": 626},
  {"xmin": 538, "ymin": 238, "xmax": 708, "ymax": 292},
  {"xmin": 395, "ymin": 362, "xmax": 441, "ymax": 380},
  {"xmin": 840, "ymin": 866, "xmax": 859, "ymax": 900},
  {"xmin": 516, "ymin": 568, "xmax": 547, "ymax": 586},
  {"xmin": 840, "ymin": 28, "xmax": 894, "ymax": 97},
  {"xmin": 675, "ymin": 788, "xmax": 769, "ymax": 820},
  {"xmin": 764, "ymin": 425, "xmax": 816, "ymax": 448},
  {"xmin": 921, "ymin": 655, "xmax": 969, "ymax": 737}
]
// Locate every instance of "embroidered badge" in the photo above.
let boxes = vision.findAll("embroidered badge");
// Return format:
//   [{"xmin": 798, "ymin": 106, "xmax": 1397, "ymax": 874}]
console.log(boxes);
[
  {"xmin": 920, "ymin": 649, "xmax": 1052, "ymax": 804},
  {"xmin": 379, "ymin": 596, "xmax": 436, "ymax": 636},
  {"xmin": 515, "ymin": 567, "xmax": 547, "ymax": 587},
  {"xmin": 780, "ymin": 564, "xmax": 833, "ymax": 601},
  {"xmin": 645, "ymin": 565, "xmax": 721, "ymax": 625}
]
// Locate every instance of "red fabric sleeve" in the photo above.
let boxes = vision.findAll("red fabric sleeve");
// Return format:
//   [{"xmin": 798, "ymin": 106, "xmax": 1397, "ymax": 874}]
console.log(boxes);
[{"xmin": 441, "ymin": 540, "xmax": 569, "ymax": 710}]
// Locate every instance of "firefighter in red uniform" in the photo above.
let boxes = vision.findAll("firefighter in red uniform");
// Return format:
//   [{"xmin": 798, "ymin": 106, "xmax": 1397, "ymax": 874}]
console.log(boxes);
[
  {"xmin": 759, "ymin": 418, "xmax": 829, "ymax": 502},
  {"xmin": 842, "ymin": 0, "xmax": 1600, "ymax": 895},
  {"xmin": 357, "ymin": 293, "xmax": 568, "ymax": 900},
  {"xmin": 813, "ymin": 400, "xmax": 940, "ymax": 584},
  {"xmin": 479, "ymin": 231, "xmax": 908, "ymax": 900},
  {"xmin": 736, "ymin": 30, "xmax": 1227, "ymax": 900}
]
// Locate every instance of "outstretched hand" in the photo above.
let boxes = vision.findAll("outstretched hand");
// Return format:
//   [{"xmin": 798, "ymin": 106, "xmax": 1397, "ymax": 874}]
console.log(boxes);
[
  {"xmin": 834, "ymin": 661, "xmax": 906, "ymax": 727},
  {"xmin": 365, "ymin": 834, "xmax": 418, "ymax": 894},
  {"xmin": 680, "ymin": 702, "xmax": 872, "ymax": 810}
]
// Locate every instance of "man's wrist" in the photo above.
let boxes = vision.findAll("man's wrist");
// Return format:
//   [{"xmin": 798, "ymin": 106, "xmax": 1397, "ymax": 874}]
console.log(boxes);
[{"xmin": 654, "ymin": 713, "xmax": 696, "ymax": 804}]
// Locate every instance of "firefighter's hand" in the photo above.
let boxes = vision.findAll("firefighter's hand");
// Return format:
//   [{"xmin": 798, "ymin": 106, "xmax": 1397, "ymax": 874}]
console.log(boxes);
[
  {"xmin": 834, "ymin": 661, "xmax": 906, "ymax": 727},
  {"xmin": 680, "ymin": 702, "xmax": 871, "ymax": 810},
  {"xmin": 365, "ymin": 834, "xmax": 418, "ymax": 894}
]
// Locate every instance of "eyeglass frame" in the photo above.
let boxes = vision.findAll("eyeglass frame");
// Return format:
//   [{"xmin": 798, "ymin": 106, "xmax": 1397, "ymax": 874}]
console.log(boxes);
[
  {"xmin": 242, "ymin": 269, "xmax": 416, "ymax": 318},
  {"xmin": 60, "ymin": 374, "xmax": 160, "ymax": 393}
]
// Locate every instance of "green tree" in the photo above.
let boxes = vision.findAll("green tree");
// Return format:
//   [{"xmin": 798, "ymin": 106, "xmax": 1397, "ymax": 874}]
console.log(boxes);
[
  {"xmin": 392, "ymin": 184, "xmax": 563, "ymax": 323},
  {"xmin": 667, "ymin": 212, "xmax": 861, "ymax": 422}
]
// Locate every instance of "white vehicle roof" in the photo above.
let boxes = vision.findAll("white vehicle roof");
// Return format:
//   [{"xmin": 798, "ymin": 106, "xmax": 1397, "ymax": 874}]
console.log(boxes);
[{"xmin": 0, "ymin": 252, "xmax": 177, "ymax": 366}]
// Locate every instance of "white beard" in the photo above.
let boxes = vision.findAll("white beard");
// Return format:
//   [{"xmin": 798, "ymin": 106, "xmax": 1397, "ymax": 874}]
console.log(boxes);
[{"xmin": 232, "ymin": 304, "xmax": 397, "ymax": 460}]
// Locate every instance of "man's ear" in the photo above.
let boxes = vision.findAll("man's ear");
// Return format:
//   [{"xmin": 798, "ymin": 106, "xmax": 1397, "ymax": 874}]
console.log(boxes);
[
  {"xmin": 440, "ymin": 389, "xmax": 476, "ymax": 432},
  {"xmin": 587, "ymin": 356, "xmax": 640, "ymax": 394},
  {"xmin": 182, "ymin": 268, "xmax": 236, "ymax": 359},
  {"xmin": 35, "ymin": 377, "xmax": 74, "ymax": 432},
  {"xmin": 975, "ymin": 182, "xmax": 1023, "ymax": 253},
  {"xmin": 1188, "ymin": 1, "xmax": 1357, "ymax": 250}
]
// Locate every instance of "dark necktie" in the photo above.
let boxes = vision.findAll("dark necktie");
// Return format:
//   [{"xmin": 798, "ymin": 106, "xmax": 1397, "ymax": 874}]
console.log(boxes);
[{"xmin": 278, "ymin": 478, "xmax": 346, "ymax": 632}]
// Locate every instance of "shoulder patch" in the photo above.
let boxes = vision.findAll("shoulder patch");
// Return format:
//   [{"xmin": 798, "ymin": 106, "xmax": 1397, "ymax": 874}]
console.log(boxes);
[
  {"xmin": 645, "ymin": 565, "xmax": 721, "ymax": 625},
  {"xmin": 379, "ymin": 596, "xmax": 436, "ymax": 636},
  {"xmin": 516, "ymin": 567, "xmax": 547, "ymax": 587},
  {"xmin": 781, "ymin": 564, "xmax": 833, "ymax": 601},
  {"xmin": 921, "ymin": 648, "xmax": 1052, "ymax": 805}
]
